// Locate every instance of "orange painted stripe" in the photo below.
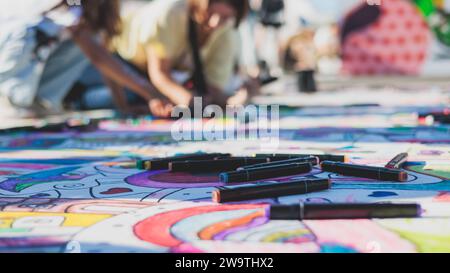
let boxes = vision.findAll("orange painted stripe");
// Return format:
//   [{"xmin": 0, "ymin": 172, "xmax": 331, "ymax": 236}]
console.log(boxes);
[
  {"xmin": 199, "ymin": 210, "xmax": 265, "ymax": 240},
  {"xmin": 134, "ymin": 204, "xmax": 263, "ymax": 247}
]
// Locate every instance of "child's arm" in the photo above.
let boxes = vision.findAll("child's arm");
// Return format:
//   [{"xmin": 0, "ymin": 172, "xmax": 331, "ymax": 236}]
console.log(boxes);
[
  {"xmin": 146, "ymin": 47, "xmax": 237, "ymax": 107},
  {"xmin": 146, "ymin": 45, "xmax": 260, "ymax": 108},
  {"xmin": 227, "ymin": 78, "xmax": 261, "ymax": 106},
  {"xmin": 69, "ymin": 26, "xmax": 157, "ymax": 103},
  {"xmin": 146, "ymin": 47, "xmax": 193, "ymax": 106},
  {"xmin": 103, "ymin": 71, "xmax": 174, "ymax": 117},
  {"xmin": 102, "ymin": 77, "xmax": 131, "ymax": 114}
]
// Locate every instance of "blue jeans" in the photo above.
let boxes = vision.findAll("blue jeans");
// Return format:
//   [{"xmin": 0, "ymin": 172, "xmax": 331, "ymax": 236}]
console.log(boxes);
[
  {"xmin": 37, "ymin": 40, "xmax": 90, "ymax": 111},
  {"xmin": 0, "ymin": 26, "xmax": 143, "ymax": 112},
  {"xmin": 73, "ymin": 63, "xmax": 146, "ymax": 110}
]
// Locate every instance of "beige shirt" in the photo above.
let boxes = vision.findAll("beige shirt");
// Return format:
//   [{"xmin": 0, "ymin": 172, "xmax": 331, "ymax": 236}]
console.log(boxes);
[{"xmin": 112, "ymin": 0, "xmax": 239, "ymax": 90}]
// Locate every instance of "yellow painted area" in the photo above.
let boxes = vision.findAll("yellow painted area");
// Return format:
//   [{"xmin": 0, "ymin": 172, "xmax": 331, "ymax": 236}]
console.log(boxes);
[
  {"xmin": 424, "ymin": 163, "xmax": 450, "ymax": 172},
  {"xmin": 262, "ymin": 229, "xmax": 311, "ymax": 243},
  {"xmin": 0, "ymin": 218, "xmax": 14, "ymax": 228},
  {"xmin": 0, "ymin": 212, "xmax": 111, "ymax": 227},
  {"xmin": 378, "ymin": 219, "xmax": 450, "ymax": 253}
]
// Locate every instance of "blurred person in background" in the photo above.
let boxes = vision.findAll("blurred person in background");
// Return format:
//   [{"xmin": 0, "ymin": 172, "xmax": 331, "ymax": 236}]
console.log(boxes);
[
  {"xmin": 0, "ymin": 0, "xmax": 163, "ymax": 117},
  {"xmin": 109, "ymin": 0, "xmax": 259, "ymax": 112},
  {"xmin": 249, "ymin": 0, "xmax": 286, "ymax": 74}
]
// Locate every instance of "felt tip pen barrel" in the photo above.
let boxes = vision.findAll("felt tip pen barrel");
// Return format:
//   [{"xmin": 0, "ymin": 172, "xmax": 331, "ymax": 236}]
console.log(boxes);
[
  {"xmin": 137, "ymin": 153, "xmax": 230, "ymax": 170},
  {"xmin": 220, "ymin": 163, "xmax": 312, "ymax": 183},
  {"xmin": 385, "ymin": 153, "xmax": 409, "ymax": 169},
  {"xmin": 321, "ymin": 161, "xmax": 408, "ymax": 182},
  {"xmin": 255, "ymin": 154, "xmax": 348, "ymax": 163},
  {"xmin": 237, "ymin": 156, "xmax": 319, "ymax": 171},
  {"xmin": 213, "ymin": 156, "xmax": 264, "ymax": 160},
  {"xmin": 268, "ymin": 203, "xmax": 421, "ymax": 220},
  {"xmin": 169, "ymin": 158, "xmax": 270, "ymax": 173},
  {"xmin": 212, "ymin": 178, "xmax": 331, "ymax": 203}
]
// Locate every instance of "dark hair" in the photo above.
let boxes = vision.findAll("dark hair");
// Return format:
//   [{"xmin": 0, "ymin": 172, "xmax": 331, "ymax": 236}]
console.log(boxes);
[
  {"xmin": 189, "ymin": 0, "xmax": 249, "ymax": 28},
  {"xmin": 80, "ymin": 0, "xmax": 121, "ymax": 42}
]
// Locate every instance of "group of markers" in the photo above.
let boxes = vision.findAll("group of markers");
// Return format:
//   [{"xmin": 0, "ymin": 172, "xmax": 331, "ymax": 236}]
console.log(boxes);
[{"xmin": 136, "ymin": 152, "xmax": 422, "ymax": 220}]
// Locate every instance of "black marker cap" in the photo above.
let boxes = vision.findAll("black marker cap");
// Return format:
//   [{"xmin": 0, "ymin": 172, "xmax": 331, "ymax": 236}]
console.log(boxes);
[
  {"xmin": 269, "ymin": 204, "xmax": 300, "ymax": 220},
  {"xmin": 321, "ymin": 161, "xmax": 408, "ymax": 182},
  {"xmin": 268, "ymin": 203, "xmax": 422, "ymax": 220},
  {"xmin": 238, "ymin": 156, "xmax": 319, "ymax": 171},
  {"xmin": 169, "ymin": 158, "xmax": 269, "ymax": 173},
  {"xmin": 255, "ymin": 154, "xmax": 348, "ymax": 163},
  {"xmin": 141, "ymin": 153, "xmax": 231, "ymax": 170},
  {"xmin": 213, "ymin": 178, "xmax": 331, "ymax": 203}
]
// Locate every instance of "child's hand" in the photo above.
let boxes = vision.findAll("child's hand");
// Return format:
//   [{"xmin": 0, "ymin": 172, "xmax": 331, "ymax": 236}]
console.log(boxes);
[
  {"xmin": 227, "ymin": 78, "xmax": 261, "ymax": 106},
  {"xmin": 148, "ymin": 98, "xmax": 174, "ymax": 118},
  {"xmin": 227, "ymin": 88, "xmax": 249, "ymax": 106},
  {"xmin": 243, "ymin": 77, "xmax": 261, "ymax": 97}
]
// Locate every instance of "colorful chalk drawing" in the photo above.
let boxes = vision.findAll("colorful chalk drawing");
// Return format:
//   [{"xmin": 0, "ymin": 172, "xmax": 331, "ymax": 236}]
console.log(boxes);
[
  {"xmin": 0, "ymin": 166, "xmax": 90, "ymax": 193},
  {"xmin": 0, "ymin": 198, "xmax": 154, "ymax": 252},
  {"xmin": 67, "ymin": 202, "xmax": 418, "ymax": 253},
  {"xmin": 0, "ymin": 106, "xmax": 448, "ymax": 252},
  {"xmin": 0, "ymin": 134, "xmax": 67, "ymax": 150},
  {"xmin": 377, "ymin": 218, "xmax": 450, "ymax": 253},
  {"xmin": 286, "ymin": 127, "xmax": 450, "ymax": 144},
  {"xmin": 98, "ymin": 118, "xmax": 238, "ymax": 133},
  {"xmin": 0, "ymin": 211, "xmax": 111, "ymax": 252}
]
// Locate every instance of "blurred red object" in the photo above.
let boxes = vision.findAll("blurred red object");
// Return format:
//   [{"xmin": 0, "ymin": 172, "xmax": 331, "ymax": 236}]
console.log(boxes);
[{"xmin": 341, "ymin": 0, "xmax": 431, "ymax": 75}]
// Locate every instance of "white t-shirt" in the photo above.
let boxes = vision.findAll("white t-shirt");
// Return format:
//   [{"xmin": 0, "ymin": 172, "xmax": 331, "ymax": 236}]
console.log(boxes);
[
  {"xmin": 0, "ymin": 1, "xmax": 83, "ymax": 106},
  {"xmin": 40, "ymin": 5, "xmax": 82, "ymax": 39},
  {"xmin": 1, "ymin": 0, "xmax": 82, "ymax": 39},
  {"xmin": 47, "ymin": 6, "xmax": 81, "ymax": 26},
  {"xmin": 0, "ymin": 0, "xmax": 60, "ymax": 20}
]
